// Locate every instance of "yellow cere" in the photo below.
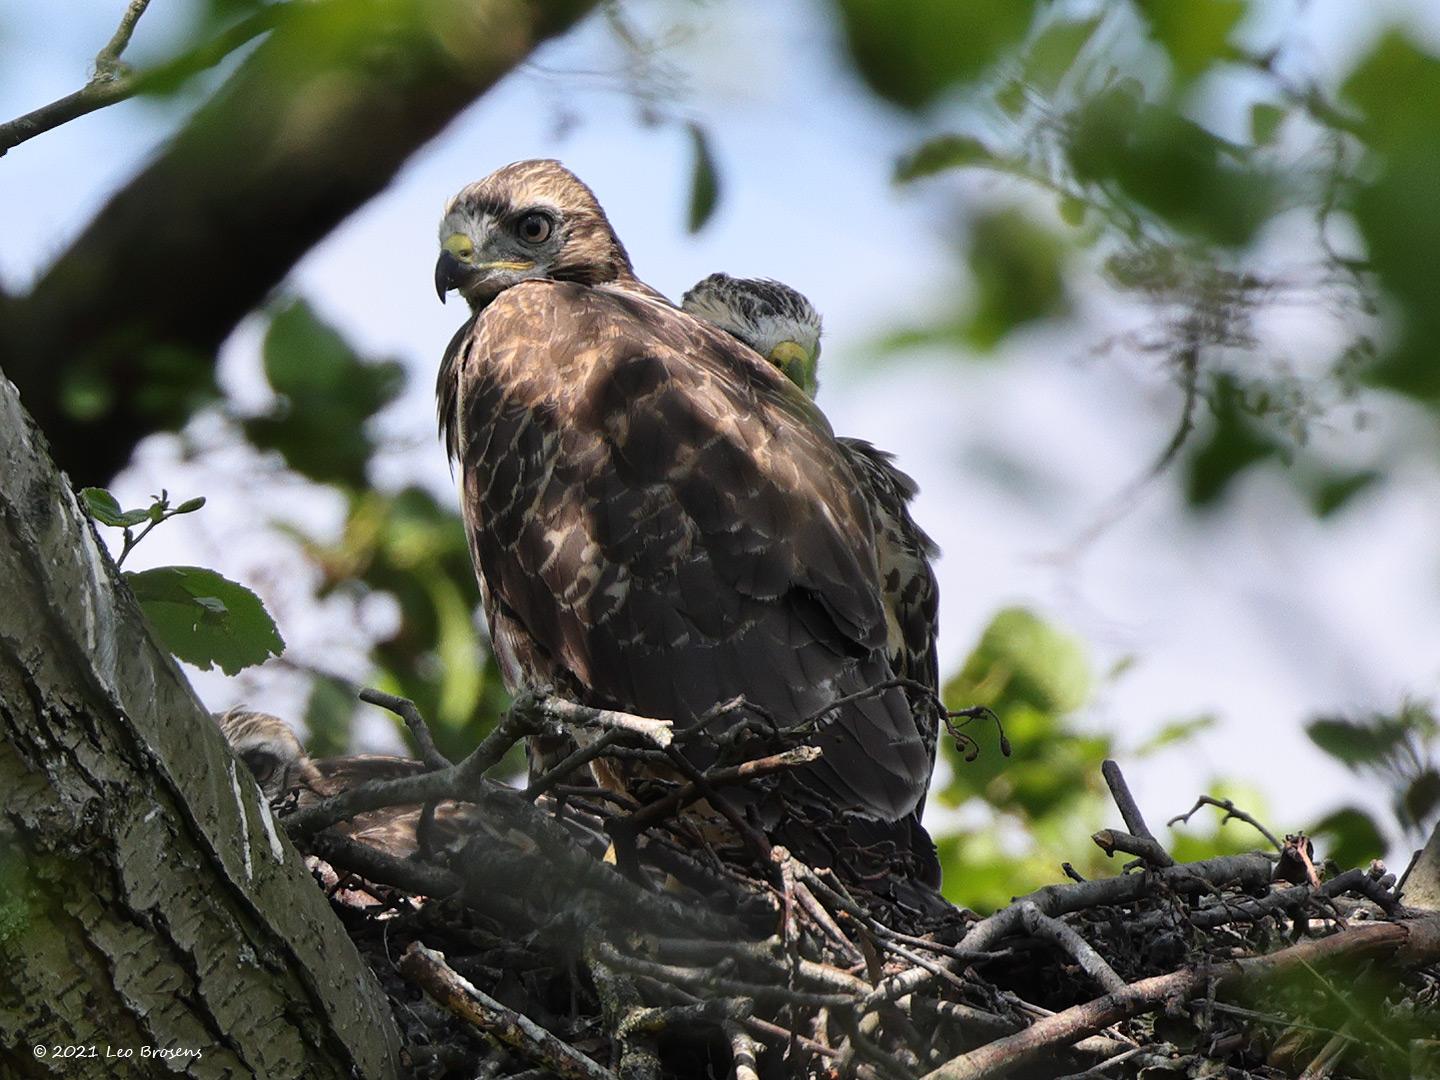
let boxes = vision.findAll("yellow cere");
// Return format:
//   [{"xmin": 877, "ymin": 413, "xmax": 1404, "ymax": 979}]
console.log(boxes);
[
  {"xmin": 442, "ymin": 233, "xmax": 474, "ymax": 260},
  {"xmin": 766, "ymin": 340, "xmax": 818, "ymax": 395}
]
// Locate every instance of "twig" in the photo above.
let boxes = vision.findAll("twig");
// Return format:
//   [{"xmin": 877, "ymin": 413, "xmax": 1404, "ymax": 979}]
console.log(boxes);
[
  {"xmin": 1100, "ymin": 760, "xmax": 1156, "ymax": 841},
  {"xmin": 305, "ymin": 832, "xmax": 461, "ymax": 899},
  {"xmin": 400, "ymin": 943, "xmax": 619, "ymax": 1080},
  {"xmin": 867, "ymin": 853, "xmax": 1275, "ymax": 1006},
  {"xmin": 1016, "ymin": 903, "xmax": 1127, "ymax": 995},
  {"xmin": 1297, "ymin": 1030, "xmax": 1351, "ymax": 1080},
  {"xmin": 1091, "ymin": 829, "xmax": 1174, "ymax": 868},
  {"xmin": 0, "ymin": 4, "xmax": 281, "ymax": 156},
  {"xmin": 727, "ymin": 1023, "xmax": 761, "ymax": 1080},
  {"xmin": 919, "ymin": 915, "xmax": 1440, "ymax": 1080},
  {"xmin": 534, "ymin": 695, "xmax": 674, "ymax": 747},
  {"xmin": 620, "ymin": 745, "xmax": 822, "ymax": 834},
  {"xmin": 592, "ymin": 940, "xmax": 854, "ymax": 1009},
  {"xmin": 1168, "ymin": 794, "xmax": 1283, "ymax": 852},
  {"xmin": 95, "ymin": 0, "xmax": 152, "ymax": 76},
  {"xmin": 360, "ymin": 688, "xmax": 451, "ymax": 771},
  {"xmin": 524, "ymin": 727, "xmax": 628, "ymax": 800}
]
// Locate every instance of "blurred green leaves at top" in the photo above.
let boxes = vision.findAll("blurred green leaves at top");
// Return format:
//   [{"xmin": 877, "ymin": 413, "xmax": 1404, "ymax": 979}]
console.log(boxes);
[
  {"xmin": 835, "ymin": 0, "xmax": 1036, "ymax": 111},
  {"xmin": 246, "ymin": 301, "xmax": 405, "ymax": 488},
  {"xmin": 869, "ymin": 0, "xmax": 1440, "ymax": 516},
  {"xmin": 244, "ymin": 299, "xmax": 512, "ymax": 767},
  {"xmin": 1343, "ymin": 32, "xmax": 1440, "ymax": 399}
]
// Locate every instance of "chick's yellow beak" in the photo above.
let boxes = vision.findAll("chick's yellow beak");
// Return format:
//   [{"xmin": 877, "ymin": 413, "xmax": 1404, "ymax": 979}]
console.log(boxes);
[{"xmin": 766, "ymin": 340, "xmax": 818, "ymax": 396}]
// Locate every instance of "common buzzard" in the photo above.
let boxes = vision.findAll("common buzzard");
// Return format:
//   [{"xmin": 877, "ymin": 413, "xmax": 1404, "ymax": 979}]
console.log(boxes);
[{"xmin": 433, "ymin": 160, "xmax": 937, "ymax": 885}]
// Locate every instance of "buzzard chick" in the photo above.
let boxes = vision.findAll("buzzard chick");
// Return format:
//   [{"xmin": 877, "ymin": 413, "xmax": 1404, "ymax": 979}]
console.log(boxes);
[{"xmin": 681, "ymin": 274, "xmax": 944, "ymax": 799}]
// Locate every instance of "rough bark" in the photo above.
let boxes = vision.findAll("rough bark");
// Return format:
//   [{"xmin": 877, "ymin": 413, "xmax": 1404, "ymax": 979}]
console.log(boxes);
[
  {"xmin": 0, "ymin": 0, "xmax": 599, "ymax": 487},
  {"xmin": 0, "ymin": 371, "xmax": 401, "ymax": 1078}
]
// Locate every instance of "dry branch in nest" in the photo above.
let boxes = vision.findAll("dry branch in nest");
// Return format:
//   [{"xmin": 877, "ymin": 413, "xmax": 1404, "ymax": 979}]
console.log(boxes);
[{"xmin": 252, "ymin": 694, "xmax": 1440, "ymax": 1080}]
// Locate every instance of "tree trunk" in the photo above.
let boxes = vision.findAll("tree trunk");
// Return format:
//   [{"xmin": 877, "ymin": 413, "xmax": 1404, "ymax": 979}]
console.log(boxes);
[{"xmin": 0, "ymin": 370, "xmax": 401, "ymax": 1078}]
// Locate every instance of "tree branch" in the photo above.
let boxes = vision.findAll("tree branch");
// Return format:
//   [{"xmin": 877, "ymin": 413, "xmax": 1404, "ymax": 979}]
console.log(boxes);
[
  {"xmin": 1, "ymin": 0, "xmax": 601, "ymax": 486},
  {"xmin": 0, "ymin": 3, "xmax": 280, "ymax": 158},
  {"xmin": 920, "ymin": 916, "xmax": 1440, "ymax": 1080}
]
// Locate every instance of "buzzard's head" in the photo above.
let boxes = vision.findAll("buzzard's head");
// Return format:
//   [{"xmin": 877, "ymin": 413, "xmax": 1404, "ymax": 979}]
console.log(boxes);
[
  {"xmin": 681, "ymin": 273, "xmax": 823, "ymax": 396},
  {"xmin": 435, "ymin": 159, "xmax": 635, "ymax": 310},
  {"xmin": 216, "ymin": 707, "xmax": 318, "ymax": 801}
]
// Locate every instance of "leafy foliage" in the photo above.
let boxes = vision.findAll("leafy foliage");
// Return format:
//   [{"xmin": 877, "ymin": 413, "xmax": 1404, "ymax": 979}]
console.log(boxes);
[
  {"xmin": 294, "ymin": 486, "xmax": 513, "ymax": 764},
  {"xmin": 685, "ymin": 123, "xmax": 719, "ymax": 234},
  {"xmin": 963, "ymin": 208, "xmax": 1070, "ymax": 347},
  {"xmin": 834, "ymin": 0, "xmax": 1035, "ymax": 111},
  {"xmin": 938, "ymin": 608, "xmax": 1108, "ymax": 909},
  {"xmin": 1343, "ymin": 33, "xmax": 1440, "ymax": 399},
  {"xmin": 235, "ymin": 301, "xmax": 514, "ymax": 762},
  {"xmin": 1307, "ymin": 701, "xmax": 1440, "ymax": 845},
  {"xmin": 244, "ymin": 299, "xmax": 404, "ymax": 488},
  {"xmin": 126, "ymin": 565, "xmax": 285, "ymax": 676},
  {"xmin": 1311, "ymin": 806, "xmax": 1387, "ymax": 869},
  {"xmin": 82, "ymin": 487, "xmax": 281, "ymax": 676}
]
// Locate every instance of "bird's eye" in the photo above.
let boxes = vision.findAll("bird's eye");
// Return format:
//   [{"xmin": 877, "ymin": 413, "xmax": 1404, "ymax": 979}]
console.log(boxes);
[{"xmin": 516, "ymin": 212, "xmax": 553, "ymax": 244}]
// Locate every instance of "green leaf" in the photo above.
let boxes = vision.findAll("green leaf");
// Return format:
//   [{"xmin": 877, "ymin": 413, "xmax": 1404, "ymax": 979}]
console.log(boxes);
[
  {"xmin": 245, "ymin": 299, "xmax": 404, "ymax": 488},
  {"xmin": 1067, "ymin": 84, "xmax": 1268, "ymax": 245},
  {"xmin": 1249, "ymin": 102, "xmax": 1286, "ymax": 146},
  {"xmin": 1309, "ymin": 469, "xmax": 1379, "ymax": 518},
  {"xmin": 995, "ymin": 79, "xmax": 1027, "ymax": 117},
  {"xmin": 685, "ymin": 123, "xmax": 720, "ymax": 234},
  {"xmin": 1136, "ymin": 0, "xmax": 1246, "ymax": 81},
  {"xmin": 80, "ymin": 487, "xmax": 150, "ymax": 528},
  {"xmin": 1403, "ymin": 769, "xmax": 1440, "ymax": 830},
  {"xmin": 895, "ymin": 134, "xmax": 998, "ymax": 181},
  {"xmin": 948, "ymin": 607, "xmax": 1091, "ymax": 716},
  {"xmin": 1310, "ymin": 806, "xmax": 1387, "ymax": 868},
  {"xmin": 174, "ymin": 496, "xmax": 207, "ymax": 515},
  {"xmin": 81, "ymin": 488, "xmax": 125, "ymax": 526},
  {"xmin": 303, "ymin": 675, "xmax": 356, "ymax": 758},
  {"xmin": 835, "ymin": 0, "xmax": 1037, "ymax": 111},
  {"xmin": 1135, "ymin": 714, "xmax": 1218, "ymax": 757},
  {"xmin": 1343, "ymin": 33, "xmax": 1440, "ymax": 402},
  {"xmin": 126, "ymin": 566, "xmax": 284, "ymax": 675},
  {"xmin": 1023, "ymin": 16, "xmax": 1100, "ymax": 96},
  {"xmin": 963, "ymin": 208, "xmax": 1070, "ymax": 347},
  {"xmin": 1305, "ymin": 715, "xmax": 1409, "ymax": 770},
  {"xmin": 1183, "ymin": 374, "xmax": 1280, "ymax": 507}
]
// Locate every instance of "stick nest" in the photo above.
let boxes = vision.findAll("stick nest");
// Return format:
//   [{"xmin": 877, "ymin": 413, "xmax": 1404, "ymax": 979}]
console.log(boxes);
[{"xmin": 262, "ymin": 692, "xmax": 1440, "ymax": 1080}]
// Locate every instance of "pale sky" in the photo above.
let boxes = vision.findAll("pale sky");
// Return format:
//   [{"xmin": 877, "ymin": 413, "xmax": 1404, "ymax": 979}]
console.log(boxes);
[{"xmin": 4, "ymin": 0, "xmax": 1439, "ymax": 860}]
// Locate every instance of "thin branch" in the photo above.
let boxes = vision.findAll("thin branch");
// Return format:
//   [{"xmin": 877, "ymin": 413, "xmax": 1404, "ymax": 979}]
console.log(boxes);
[
  {"xmin": 620, "ymin": 745, "xmax": 821, "ymax": 834},
  {"xmin": 920, "ymin": 915, "xmax": 1440, "ymax": 1080},
  {"xmin": 1168, "ymin": 794, "xmax": 1283, "ymax": 852},
  {"xmin": 359, "ymin": 688, "xmax": 452, "ymax": 771},
  {"xmin": 306, "ymin": 832, "xmax": 461, "ymax": 898},
  {"xmin": 1016, "ymin": 903, "xmax": 1127, "ymax": 995},
  {"xmin": 400, "ymin": 943, "xmax": 619, "ymax": 1080},
  {"xmin": 95, "ymin": 0, "xmax": 152, "ymax": 76},
  {"xmin": 0, "ymin": 4, "xmax": 282, "ymax": 157},
  {"xmin": 1100, "ymin": 760, "xmax": 1156, "ymax": 842},
  {"xmin": 1090, "ymin": 829, "xmax": 1174, "ymax": 868}
]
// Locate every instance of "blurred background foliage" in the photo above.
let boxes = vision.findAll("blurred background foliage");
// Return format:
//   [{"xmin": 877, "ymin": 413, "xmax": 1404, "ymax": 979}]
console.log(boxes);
[{"xmin": 8, "ymin": 0, "xmax": 1440, "ymax": 910}]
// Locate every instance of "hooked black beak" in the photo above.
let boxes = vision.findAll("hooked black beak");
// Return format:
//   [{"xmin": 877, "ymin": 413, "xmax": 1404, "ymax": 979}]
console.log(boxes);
[{"xmin": 434, "ymin": 250, "xmax": 471, "ymax": 303}]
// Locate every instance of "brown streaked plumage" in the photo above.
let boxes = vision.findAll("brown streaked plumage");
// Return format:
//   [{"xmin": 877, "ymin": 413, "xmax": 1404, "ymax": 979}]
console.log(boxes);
[
  {"xmin": 680, "ymin": 274, "xmax": 944, "ymax": 796},
  {"xmin": 435, "ymin": 160, "xmax": 938, "ymax": 885}
]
